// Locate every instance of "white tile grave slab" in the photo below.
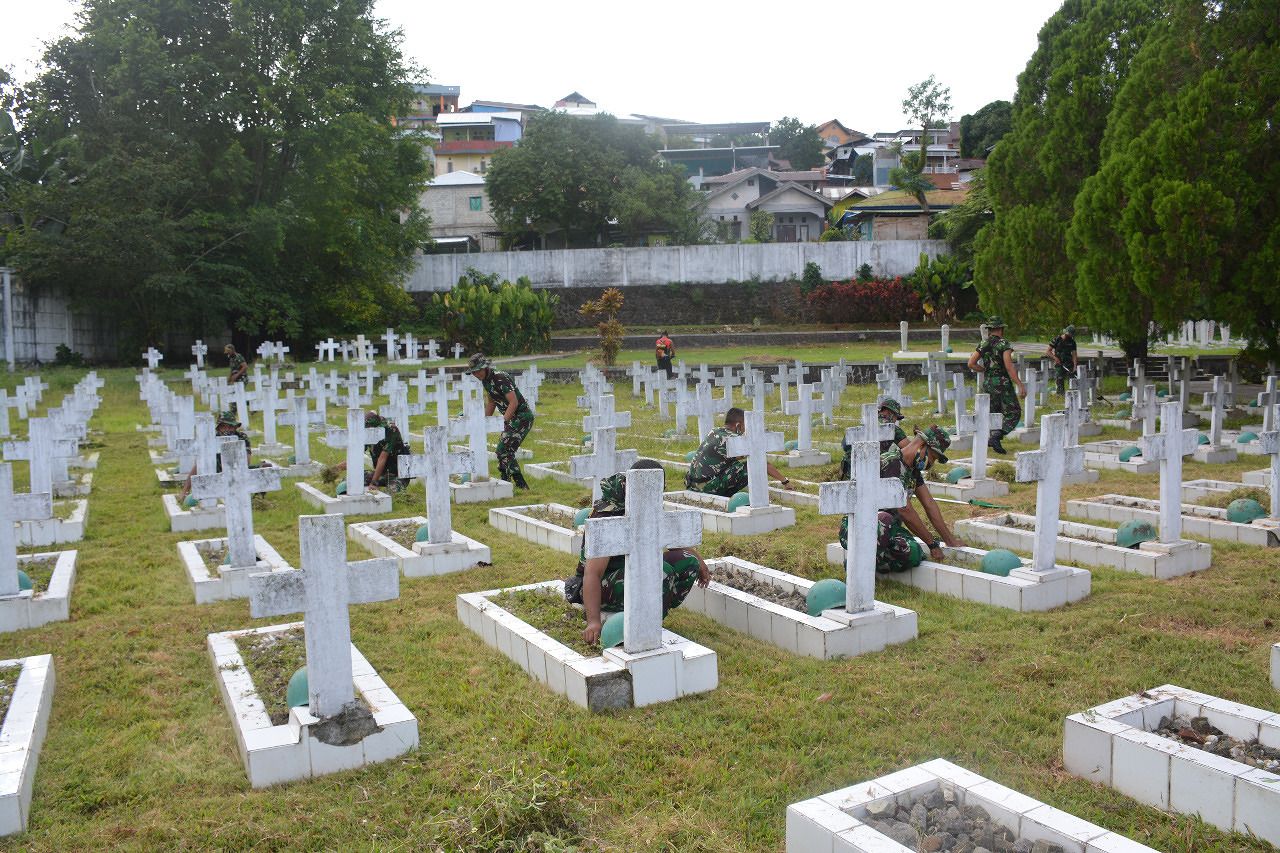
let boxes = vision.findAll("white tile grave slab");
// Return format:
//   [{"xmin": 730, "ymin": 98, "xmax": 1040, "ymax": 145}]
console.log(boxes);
[
  {"xmin": 162, "ymin": 492, "xmax": 225, "ymax": 533},
  {"xmin": 456, "ymin": 580, "xmax": 717, "ymax": 711},
  {"xmin": 295, "ymin": 482, "xmax": 392, "ymax": 516},
  {"xmin": 177, "ymin": 535, "xmax": 291, "ymax": 604},
  {"xmin": 1067, "ymin": 494, "xmax": 1269, "ymax": 547},
  {"xmin": 16, "ymin": 501, "xmax": 87, "ymax": 547},
  {"xmin": 348, "ymin": 516, "xmax": 490, "ymax": 577},
  {"xmin": 663, "ymin": 490, "xmax": 795, "ymax": 536},
  {"xmin": 207, "ymin": 623, "xmax": 418, "ymax": 788},
  {"xmin": 1064, "ymin": 685, "xmax": 1280, "ymax": 846},
  {"xmin": 0, "ymin": 552, "xmax": 76, "ymax": 633},
  {"xmin": 0, "ymin": 654, "xmax": 55, "ymax": 837},
  {"xmin": 449, "ymin": 477, "xmax": 514, "ymax": 504},
  {"xmin": 786, "ymin": 757, "xmax": 1157, "ymax": 853},
  {"xmin": 684, "ymin": 557, "xmax": 916, "ymax": 659},
  {"xmin": 487, "ymin": 504, "xmax": 583, "ymax": 555}
]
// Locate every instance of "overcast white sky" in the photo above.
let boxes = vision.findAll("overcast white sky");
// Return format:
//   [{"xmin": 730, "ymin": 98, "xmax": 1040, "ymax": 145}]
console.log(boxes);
[{"xmin": 2, "ymin": 0, "xmax": 1065, "ymax": 130}]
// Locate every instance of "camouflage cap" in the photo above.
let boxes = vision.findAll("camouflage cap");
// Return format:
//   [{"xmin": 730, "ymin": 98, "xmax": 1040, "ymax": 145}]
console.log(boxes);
[
  {"xmin": 592, "ymin": 472, "xmax": 627, "ymax": 517},
  {"xmin": 986, "ymin": 315, "xmax": 1006, "ymax": 329},
  {"xmin": 916, "ymin": 425, "xmax": 951, "ymax": 464},
  {"xmin": 1064, "ymin": 325, "xmax": 1076, "ymax": 336},
  {"xmin": 878, "ymin": 398, "xmax": 904, "ymax": 420},
  {"xmin": 467, "ymin": 353, "xmax": 492, "ymax": 372},
  {"xmin": 216, "ymin": 410, "xmax": 240, "ymax": 428}
]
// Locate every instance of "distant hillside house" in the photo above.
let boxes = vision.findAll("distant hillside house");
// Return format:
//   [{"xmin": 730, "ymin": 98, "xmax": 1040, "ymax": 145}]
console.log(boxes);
[
  {"xmin": 554, "ymin": 91, "xmax": 596, "ymax": 110},
  {"xmin": 397, "ymin": 84, "xmax": 461, "ymax": 129},
  {"xmin": 837, "ymin": 186, "xmax": 968, "ymax": 240},
  {"xmin": 419, "ymin": 171, "xmax": 499, "ymax": 252},
  {"xmin": 702, "ymin": 168, "xmax": 833, "ymax": 242},
  {"xmin": 435, "ymin": 112, "xmax": 523, "ymax": 174}
]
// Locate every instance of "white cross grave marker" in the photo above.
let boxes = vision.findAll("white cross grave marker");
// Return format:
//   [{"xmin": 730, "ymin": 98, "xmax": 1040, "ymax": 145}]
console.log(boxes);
[
  {"xmin": 1260, "ymin": 405, "xmax": 1279, "ymax": 520},
  {"xmin": 191, "ymin": 340, "xmax": 208, "ymax": 368},
  {"xmin": 451, "ymin": 343, "xmax": 465, "ymax": 360},
  {"xmin": 425, "ymin": 339, "xmax": 442, "ymax": 362},
  {"xmin": 583, "ymin": 394, "xmax": 631, "ymax": 433},
  {"xmin": 449, "ymin": 392, "xmax": 503, "ymax": 481},
  {"xmin": 1015, "ymin": 413, "xmax": 1083, "ymax": 573},
  {"xmin": 325, "ymin": 409, "xmax": 384, "ymax": 498},
  {"xmin": 0, "ymin": 464, "xmax": 52, "ymax": 597},
  {"xmin": 1206, "ymin": 375, "xmax": 1226, "ymax": 447},
  {"xmin": 818, "ymin": 441, "xmax": 909, "ymax": 614},
  {"xmin": 583, "ymin": 468, "xmax": 702, "ymax": 654},
  {"xmin": 427, "ymin": 369, "xmax": 458, "ymax": 427},
  {"xmin": 1142, "ymin": 401, "xmax": 1200, "ymax": 542},
  {"xmin": 1021, "ymin": 368, "xmax": 1040, "ymax": 431},
  {"xmin": 143, "ymin": 347, "xmax": 163, "ymax": 369},
  {"xmin": 248, "ymin": 514, "xmax": 398, "ymax": 719},
  {"xmin": 316, "ymin": 338, "xmax": 339, "ymax": 362},
  {"xmin": 383, "ymin": 328, "xmax": 399, "ymax": 363},
  {"xmin": 958, "ymin": 393, "xmax": 1003, "ymax": 481},
  {"xmin": 3, "ymin": 417, "xmax": 74, "ymax": 497},
  {"xmin": 725, "ymin": 410, "xmax": 784, "ymax": 509},
  {"xmin": 191, "ymin": 438, "xmax": 282, "ymax": 568},
  {"xmin": 279, "ymin": 394, "xmax": 321, "ymax": 465},
  {"xmin": 693, "ymin": 383, "xmax": 728, "ymax": 440},
  {"xmin": 783, "ymin": 382, "xmax": 817, "ymax": 451},
  {"xmin": 399, "ymin": 426, "xmax": 472, "ymax": 545},
  {"xmin": 571, "ymin": 427, "xmax": 639, "ymax": 501}
]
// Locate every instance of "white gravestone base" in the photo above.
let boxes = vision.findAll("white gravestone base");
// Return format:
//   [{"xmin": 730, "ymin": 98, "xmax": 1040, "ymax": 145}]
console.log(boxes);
[
  {"xmin": 449, "ymin": 477, "xmax": 514, "ymax": 504},
  {"xmin": 685, "ymin": 558, "xmax": 916, "ymax": 659},
  {"xmin": 0, "ymin": 551, "xmax": 76, "ymax": 633},
  {"xmin": 1180, "ymin": 478, "xmax": 1263, "ymax": 501},
  {"xmin": 348, "ymin": 517, "xmax": 491, "ymax": 577},
  {"xmin": 456, "ymin": 580, "xmax": 717, "ymax": 711},
  {"xmin": 825, "ymin": 542, "xmax": 1091, "ymax": 612},
  {"xmin": 207, "ymin": 623, "xmax": 418, "ymax": 788},
  {"xmin": 926, "ymin": 475, "xmax": 1010, "ymax": 501},
  {"xmin": 949, "ymin": 456, "xmax": 1099, "ymax": 487},
  {"xmin": 177, "ymin": 536, "xmax": 292, "ymax": 604},
  {"xmin": 1192, "ymin": 444, "xmax": 1239, "ymax": 464},
  {"xmin": 53, "ymin": 471, "xmax": 93, "ymax": 499},
  {"xmin": 271, "ymin": 460, "xmax": 325, "ymax": 479},
  {"xmin": 0, "ymin": 655, "xmax": 55, "ymax": 836},
  {"xmin": 662, "ymin": 491, "xmax": 795, "ymax": 535},
  {"xmin": 294, "ymin": 482, "xmax": 392, "ymax": 516},
  {"xmin": 487, "ymin": 504, "xmax": 583, "ymax": 555},
  {"xmin": 1064, "ymin": 685, "xmax": 1279, "ymax": 847},
  {"xmin": 16, "ymin": 501, "xmax": 87, "ymax": 547},
  {"xmin": 786, "ymin": 757, "xmax": 1157, "ymax": 853},
  {"xmin": 955, "ymin": 513, "xmax": 1212, "ymax": 577},
  {"xmin": 1067, "ymin": 494, "xmax": 1266, "ymax": 548},
  {"xmin": 1081, "ymin": 440, "xmax": 1159, "ymax": 474},
  {"xmin": 162, "ymin": 492, "xmax": 224, "ymax": 532},
  {"xmin": 768, "ymin": 448, "xmax": 831, "ymax": 468},
  {"xmin": 522, "ymin": 460, "xmax": 592, "ymax": 489}
]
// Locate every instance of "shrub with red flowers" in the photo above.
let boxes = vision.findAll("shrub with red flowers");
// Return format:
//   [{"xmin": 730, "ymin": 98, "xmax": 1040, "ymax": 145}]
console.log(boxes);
[{"xmin": 805, "ymin": 278, "xmax": 922, "ymax": 324}]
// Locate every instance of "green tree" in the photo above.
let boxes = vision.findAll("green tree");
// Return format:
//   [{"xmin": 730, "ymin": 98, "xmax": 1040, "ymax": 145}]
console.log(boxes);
[
  {"xmin": 770, "ymin": 117, "xmax": 825, "ymax": 169},
  {"xmin": 958, "ymin": 100, "xmax": 1011, "ymax": 158},
  {"xmin": 902, "ymin": 76, "xmax": 952, "ymax": 178},
  {"xmin": 487, "ymin": 111, "xmax": 690, "ymax": 247},
  {"xmin": 851, "ymin": 153, "xmax": 873, "ymax": 185},
  {"xmin": 887, "ymin": 143, "xmax": 935, "ymax": 214},
  {"xmin": 973, "ymin": 0, "xmax": 1163, "ymax": 336},
  {"xmin": 930, "ymin": 170, "xmax": 991, "ymax": 266},
  {"xmin": 1069, "ymin": 0, "xmax": 1280, "ymax": 360},
  {"xmin": 748, "ymin": 209, "xmax": 774, "ymax": 242},
  {"xmin": 3, "ymin": 0, "xmax": 429, "ymax": 352},
  {"xmin": 613, "ymin": 162, "xmax": 707, "ymax": 245}
]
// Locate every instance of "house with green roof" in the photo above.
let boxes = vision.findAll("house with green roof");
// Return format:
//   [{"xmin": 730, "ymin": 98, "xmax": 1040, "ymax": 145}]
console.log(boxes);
[{"xmin": 836, "ymin": 186, "xmax": 968, "ymax": 240}]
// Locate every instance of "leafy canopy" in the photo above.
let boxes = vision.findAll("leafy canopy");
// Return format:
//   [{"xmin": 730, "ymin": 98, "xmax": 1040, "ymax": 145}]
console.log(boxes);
[{"xmin": 770, "ymin": 117, "xmax": 825, "ymax": 170}]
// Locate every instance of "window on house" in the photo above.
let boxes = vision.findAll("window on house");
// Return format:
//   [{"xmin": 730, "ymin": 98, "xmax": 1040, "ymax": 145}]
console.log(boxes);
[
  {"xmin": 469, "ymin": 196, "xmax": 482, "ymax": 211},
  {"xmin": 447, "ymin": 161, "xmax": 453, "ymax": 173},
  {"xmin": 748, "ymin": 178, "xmax": 755, "ymax": 185},
  {"xmin": 479, "ymin": 159, "xmax": 486, "ymax": 172}
]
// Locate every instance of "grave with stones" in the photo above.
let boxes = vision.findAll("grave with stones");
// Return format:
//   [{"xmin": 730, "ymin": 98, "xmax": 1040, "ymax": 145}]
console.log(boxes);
[
  {"xmin": 296, "ymin": 408, "xmax": 393, "ymax": 516},
  {"xmin": 275, "ymin": 393, "xmax": 326, "ymax": 478},
  {"xmin": 487, "ymin": 503, "xmax": 585, "ymax": 555},
  {"xmin": 1064, "ymin": 685, "xmax": 1279, "ymax": 847},
  {"xmin": 786, "ymin": 758, "xmax": 1158, "ymax": 853},
  {"xmin": 931, "ymin": 393, "xmax": 1009, "ymax": 500},
  {"xmin": 208, "ymin": 514, "xmax": 417, "ymax": 787},
  {"xmin": 4, "ymin": 417, "xmax": 89, "ymax": 547},
  {"xmin": 776, "ymin": 382, "xmax": 831, "ymax": 467},
  {"xmin": 349, "ymin": 426, "xmax": 491, "ymax": 576},
  {"xmin": 446, "ymin": 388, "xmax": 514, "ymax": 503},
  {"xmin": 830, "ymin": 413, "xmax": 1091, "ymax": 612},
  {"xmin": 0, "ymin": 464, "xmax": 76, "ymax": 633},
  {"xmin": 458, "ymin": 467, "xmax": 717, "ymax": 711},
  {"xmin": 664, "ymin": 410, "xmax": 795, "ymax": 535},
  {"xmin": 178, "ymin": 439, "xmax": 292, "ymax": 603},
  {"xmin": 0, "ymin": 653, "xmax": 56, "ymax": 836}
]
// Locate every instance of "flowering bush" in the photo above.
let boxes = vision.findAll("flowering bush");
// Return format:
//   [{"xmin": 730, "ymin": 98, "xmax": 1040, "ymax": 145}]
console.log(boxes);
[{"xmin": 805, "ymin": 278, "xmax": 922, "ymax": 323}]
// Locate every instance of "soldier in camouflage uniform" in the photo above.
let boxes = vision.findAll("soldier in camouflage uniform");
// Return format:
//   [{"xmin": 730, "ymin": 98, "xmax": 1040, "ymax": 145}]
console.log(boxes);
[
  {"xmin": 840, "ymin": 397, "xmax": 909, "ymax": 479},
  {"xmin": 224, "ymin": 344, "xmax": 248, "ymax": 415},
  {"xmin": 837, "ymin": 425, "xmax": 964, "ymax": 571},
  {"xmin": 563, "ymin": 460, "xmax": 710, "ymax": 646},
  {"xmin": 685, "ymin": 407, "xmax": 791, "ymax": 496},
  {"xmin": 468, "ymin": 354, "xmax": 534, "ymax": 489},
  {"xmin": 967, "ymin": 316, "xmax": 1025, "ymax": 454},
  {"xmin": 363, "ymin": 411, "xmax": 410, "ymax": 490},
  {"xmin": 177, "ymin": 410, "xmax": 253, "ymax": 500},
  {"xmin": 1046, "ymin": 325, "xmax": 1078, "ymax": 396}
]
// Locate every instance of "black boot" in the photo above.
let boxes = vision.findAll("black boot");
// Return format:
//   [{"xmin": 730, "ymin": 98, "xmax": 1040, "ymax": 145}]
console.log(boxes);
[
  {"xmin": 511, "ymin": 469, "xmax": 530, "ymax": 490},
  {"xmin": 988, "ymin": 432, "xmax": 1007, "ymax": 455}
]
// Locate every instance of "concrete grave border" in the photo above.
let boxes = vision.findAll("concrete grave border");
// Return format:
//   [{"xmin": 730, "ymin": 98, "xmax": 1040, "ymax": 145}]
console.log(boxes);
[
  {"xmin": 457, "ymin": 580, "xmax": 717, "ymax": 711},
  {"xmin": 1067, "ymin": 494, "xmax": 1272, "ymax": 548},
  {"xmin": 177, "ymin": 535, "xmax": 291, "ymax": 604},
  {"xmin": 207, "ymin": 622, "xmax": 418, "ymax": 788},
  {"xmin": 488, "ymin": 503, "xmax": 584, "ymax": 555},
  {"xmin": 16, "ymin": 500, "xmax": 87, "ymax": 547},
  {"xmin": 786, "ymin": 757, "xmax": 1157, "ymax": 853},
  {"xmin": 662, "ymin": 490, "xmax": 795, "ymax": 536},
  {"xmin": 348, "ymin": 516, "xmax": 490, "ymax": 577},
  {"xmin": 0, "ymin": 551, "xmax": 76, "ymax": 633},
  {"xmin": 295, "ymin": 482, "xmax": 392, "ymax": 516},
  {"xmin": 162, "ymin": 492, "xmax": 225, "ymax": 533},
  {"xmin": 0, "ymin": 654, "xmax": 55, "ymax": 837},
  {"xmin": 1064, "ymin": 684, "xmax": 1279, "ymax": 846}
]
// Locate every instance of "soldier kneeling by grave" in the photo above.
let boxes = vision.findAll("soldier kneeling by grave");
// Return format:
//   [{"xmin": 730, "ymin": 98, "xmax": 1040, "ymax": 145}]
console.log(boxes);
[
  {"xmin": 178, "ymin": 411, "xmax": 259, "ymax": 501},
  {"xmin": 685, "ymin": 407, "xmax": 791, "ymax": 496},
  {"xmin": 840, "ymin": 398, "xmax": 909, "ymax": 478},
  {"xmin": 565, "ymin": 460, "xmax": 711, "ymax": 646},
  {"xmin": 362, "ymin": 411, "xmax": 410, "ymax": 491},
  {"xmin": 839, "ymin": 425, "xmax": 964, "ymax": 571}
]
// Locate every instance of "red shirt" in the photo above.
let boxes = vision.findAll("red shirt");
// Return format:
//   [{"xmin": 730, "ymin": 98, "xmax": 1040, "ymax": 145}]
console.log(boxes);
[{"xmin": 655, "ymin": 336, "xmax": 674, "ymax": 358}]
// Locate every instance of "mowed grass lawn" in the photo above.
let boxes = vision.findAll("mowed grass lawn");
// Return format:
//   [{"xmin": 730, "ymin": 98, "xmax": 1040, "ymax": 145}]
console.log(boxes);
[{"xmin": 0, "ymin": 363, "xmax": 1276, "ymax": 852}]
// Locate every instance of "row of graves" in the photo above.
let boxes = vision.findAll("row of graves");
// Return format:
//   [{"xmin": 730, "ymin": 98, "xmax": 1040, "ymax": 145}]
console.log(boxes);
[
  {"xmin": 0, "ymin": 371, "xmax": 103, "ymax": 834},
  {"xmin": 5, "ymin": 340, "xmax": 1277, "ymax": 848},
  {"xmin": 176, "ymin": 328, "xmax": 467, "ymax": 373}
]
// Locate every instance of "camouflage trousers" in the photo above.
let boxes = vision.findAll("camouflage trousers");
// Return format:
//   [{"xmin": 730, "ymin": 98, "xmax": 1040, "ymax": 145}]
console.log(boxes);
[
  {"xmin": 688, "ymin": 459, "xmax": 748, "ymax": 498},
  {"xmin": 496, "ymin": 410, "xmax": 534, "ymax": 481},
  {"xmin": 986, "ymin": 384, "xmax": 1022, "ymax": 438},
  {"xmin": 565, "ymin": 551, "xmax": 701, "ymax": 615},
  {"xmin": 1054, "ymin": 364, "xmax": 1073, "ymax": 394},
  {"xmin": 839, "ymin": 511, "xmax": 916, "ymax": 574}
]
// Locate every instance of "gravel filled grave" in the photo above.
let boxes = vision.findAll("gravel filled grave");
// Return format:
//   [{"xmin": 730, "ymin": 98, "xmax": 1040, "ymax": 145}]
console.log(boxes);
[
  {"xmin": 861, "ymin": 787, "xmax": 1057, "ymax": 853},
  {"xmin": 521, "ymin": 506, "xmax": 580, "ymax": 529},
  {"xmin": 710, "ymin": 563, "xmax": 806, "ymax": 612},
  {"xmin": 1155, "ymin": 713, "xmax": 1280, "ymax": 773}
]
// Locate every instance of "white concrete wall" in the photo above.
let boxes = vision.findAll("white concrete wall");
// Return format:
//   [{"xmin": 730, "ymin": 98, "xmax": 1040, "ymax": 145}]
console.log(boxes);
[
  {"xmin": 1, "ymin": 280, "xmax": 117, "ymax": 363},
  {"xmin": 404, "ymin": 240, "xmax": 947, "ymax": 292}
]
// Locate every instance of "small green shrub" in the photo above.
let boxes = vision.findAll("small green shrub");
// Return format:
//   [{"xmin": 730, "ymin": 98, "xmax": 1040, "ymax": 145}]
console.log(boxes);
[
  {"xmin": 856, "ymin": 263, "xmax": 874, "ymax": 282},
  {"xmin": 800, "ymin": 261, "xmax": 824, "ymax": 295},
  {"xmin": 433, "ymin": 268, "xmax": 557, "ymax": 355},
  {"xmin": 54, "ymin": 343, "xmax": 87, "ymax": 367}
]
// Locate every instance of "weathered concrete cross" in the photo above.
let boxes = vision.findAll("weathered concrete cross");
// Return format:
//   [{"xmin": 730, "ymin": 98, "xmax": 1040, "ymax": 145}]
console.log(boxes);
[
  {"xmin": 583, "ymin": 394, "xmax": 631, "ymax": 433},
  {"xmin": 818, "ymin": 440, "xmax": 908, "ymax": 614},
  {"xmin": 399, "ymin": 426, "xmax": 472, "ymax": 545},
  {"xmin": 1260, "ymin": 404, "xmax": 1279, "ymax": 520},
  {"xmin": 249, "ymin": 514, "xmax": 398, "ymax": 718},
  {"xmin": 0, "ymin": 464, "xmax": 52, "ymax": 597},
  {"xmin": 725, "ymin": 409, "xmax": 784, "ymax": 509},
  {"xmin": 3, "ymin": 417, "xmax": 75, "ymax": 497},
  {"xmin": 427, "ymin": 368, "xmax": 458, "ymax": 427},
  {"xmin": 583, "ymin": 468, "xmax": 702, "ymax": 653},
  {"xmin": 1141, "ymin": 400, "xmax": 1200, "ymax": 542},
  {"xmin": 143, "ymin": 347, "xmax": 163, "ymax": 369},
  {"xmin": 192, "ymin": 438, "xmax": 282, "ymax": 568},
  {"xmin": 316, "ymin": 338, "xmax": 339, "ymax": 362},
  {"xmin": 425, "ymin": 339, "xmax": 442, "ymax": 361},
  {"xmin": 325, "ymin": 408, "xmax": 384, "ymax": 498},
  {"xmin": 279, "ymin": 394, "xmax": 320, "ymax": 465},
  {"xmin": 382, "ymin": 328, "xmax": 399, "ymax": 363},
  {"xmin": 1205, "ymin": 375, "xmax": 1226, "ymax": 447},
  {"xmin": 949, "ymin": 374, "xmax": 974, "ymax": 438},
  {"xmin": 783, "ymin": 382, "xmax": 817, "ymax": 451},
  {"xmin": 571, "ymin": 427, "xmax": 639, "ymax": 501},
  {"xmin": 451, "ymin": 343, "xmax": 465, "ymax": 360},
  {"xmin": 1021, "ymin": 368, "xmax": 1040, "ymax": 431},
  {"xmin": 191, "ymin": 340, "xmax": 208, "ymax": 368},
  {"xmin": 1015, "ymin": 413, "xmax": 1083, "ymax": 573},
  {"xmin": 449, "ymin": 391, "xmax": 503, "ymax": 481},
  {"xmin": 958, "ymin": 393, "xmax": 1004, "ymax": 481}
]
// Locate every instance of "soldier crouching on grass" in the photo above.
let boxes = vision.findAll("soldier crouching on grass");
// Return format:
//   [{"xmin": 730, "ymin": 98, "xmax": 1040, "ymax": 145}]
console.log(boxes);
[
  {"xmin": 564, "ymin": 460, "xmax": 710, "ymax": 646},
  {"xmin": 685, "ymin": 407, "xmax": 791, "ymax": 496}
]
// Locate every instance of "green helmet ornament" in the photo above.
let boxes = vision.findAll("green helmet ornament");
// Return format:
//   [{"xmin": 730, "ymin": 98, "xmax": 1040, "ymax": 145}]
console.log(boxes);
[
  {"xmin": 684, "ymin": 450, "xmax": 697, "ymax": 462},
  {"xmin": 1226, "ymin": 498, "xmax": 1266, "ymax": 524},
  {"xmin": 946, "ymin": 466, "xmax": 971, "ymax": 484},
  {"xmin": 1197, "ymin": 433, "xmax": 1210, "ymax": 445},
  {"xmin": 980, "ymin": 549, "xmax": 1022, "ymax": 577},
  {"xmin": 335, "ymin": 480, "xmax": 347, "ymax": 495},
  {"xmin": 415, "ymin": 523, "xmax": 430, "ymax": 542},
  {"xmin": 1156, "ymin": 389, "xmax": 1168, "ymax": 398},
  {"xmin": 906, "ymin": 537, "xmax": 925, "ymax": 567},
  {"xmin": 1236, "ymin": 431, "xmax": 1259, "ymax": 445},
  {"xmin": 286, "ymin": 667, "xmax": 309, "ymax": 708},
  {"xmin": 806, "ymin": 578, "xmax": 847, "ymax": 616},
  {"xmin": 1116, "ymin": 520, "xmax": 1157, "ymax": 549},
  {"xmin": 581, "ymin": 434, "xmax": 592, "ymax": 445},
  {"xmin": 288, "ymin": 454, "xmax": 297, "ymax": 464},
  {"xmin": 183, "ymin": 495, "xmax": 199, "ymax": 509},
  {"xmin": 663, "ymin": 429, "xmax": 677, "ymax": 438},
  {"xmin": 727, "ymin": 492, "xmax": 750, "ymax": 512},
  {"xmin": 784, "ymin": 439, "xmax": 799, "ymax": 451},
  {"xmin": 1119, "ymin": 392, "xmax": 1131, "ymax": 402},
  {"xmin": 599, "ymin": 613, "xmax": 625, "ymax": 648},
  {"xmin": 1118, "ymin": 446, "xmax": 1143, "ymax": 463},
  {"xmin": 16, "ymin": 570, "xmax": 32, "ymax": 592},
  {"xmin": 573, "ymin": 507, "xmax": 591, "ymax": 527}
]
